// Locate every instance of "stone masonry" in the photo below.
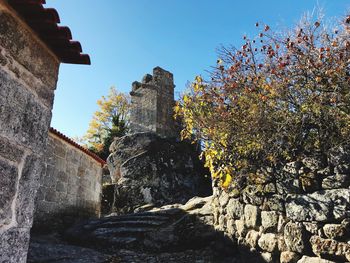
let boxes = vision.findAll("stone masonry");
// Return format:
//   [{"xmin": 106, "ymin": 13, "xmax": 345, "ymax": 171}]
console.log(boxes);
[
  {"xmin": 33, "ymin": 129, "xmax": 103, "ymax": 233},
  {"xmin": 0, "ymin": 2, "xmax": 59, "ymax": 262},
  {"xmin": 129, "ymin": 67, "xmax": 177, "ymax": 138},
  {"xmin": 212, "ymin": 145, "xmax": 350, "ymax": 262}
]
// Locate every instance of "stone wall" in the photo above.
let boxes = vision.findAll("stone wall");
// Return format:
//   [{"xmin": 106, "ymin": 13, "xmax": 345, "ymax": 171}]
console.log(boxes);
[
  {"xmin": 33, "ymin": 130, "xmax": 103, "ymax": 232},
  {"xmin": 0, "ymin": 3, "xmax": 60, "ymax": 262},
  {"xmin": 212, "ymin": 145, "xmax": 350, "ymax": 262},
  {"xmin": 129, "ymin": 67, "xmax": 176, "ymax": 138}
]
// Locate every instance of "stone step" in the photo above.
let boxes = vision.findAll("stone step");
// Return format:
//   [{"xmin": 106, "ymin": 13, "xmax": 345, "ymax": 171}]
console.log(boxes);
[
  {"xmin": 89, "ymin": 214, "xmax": 173, "ymax": 225},
  {"xmin": 108, "ymin": 214, "xmax": 171, "ymax": 221},
  {"xmin": 96, "ymin": 236, "xmax": 138, "ymax": 246},
  {"xmin": 93, "ymin": 226, "xmax": 155, "ymax": 236},
  {"xmin": 98, "ymin": 219, "xmax": 167, "ymax": 228}
]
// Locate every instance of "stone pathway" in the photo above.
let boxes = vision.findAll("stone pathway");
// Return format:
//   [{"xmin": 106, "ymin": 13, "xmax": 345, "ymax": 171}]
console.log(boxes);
[
  {"xmin": 27, "ymin": 197, "xmax": 262, "ymax": 263},
  {"xmin": 28, "ymin": 236, "xmax": 236, "ymax": 263}
]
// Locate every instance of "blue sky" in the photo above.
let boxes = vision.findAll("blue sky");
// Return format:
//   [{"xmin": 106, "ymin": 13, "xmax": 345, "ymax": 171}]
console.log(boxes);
[{"xmin": 47, "ymin": 0, "xmax": 350, "ymax": 138}]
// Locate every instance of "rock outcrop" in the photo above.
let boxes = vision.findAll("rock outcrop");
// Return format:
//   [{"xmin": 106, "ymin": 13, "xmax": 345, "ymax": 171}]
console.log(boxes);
[{"xmin": 104, "ymin": 132, "xmax": 211, "ymax": 214}]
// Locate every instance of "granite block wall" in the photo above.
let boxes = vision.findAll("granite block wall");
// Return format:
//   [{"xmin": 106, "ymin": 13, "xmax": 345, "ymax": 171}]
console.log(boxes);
[
  {"xmin": 33, "ymin": 132, "xmax": 103, "ymax": 232},
  {"xmin": 212, "ymin": 145, "xmax": 350, "ymax": 262},
  {"xmin": 0, "ymin": 2, "xmax": 60, "ymax": 262}
]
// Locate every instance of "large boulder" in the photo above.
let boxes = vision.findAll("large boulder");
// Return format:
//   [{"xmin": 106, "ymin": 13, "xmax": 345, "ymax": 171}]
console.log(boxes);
[{"xmin": 105, "ymin": 132, "xmax": 211, "ymax": 214}]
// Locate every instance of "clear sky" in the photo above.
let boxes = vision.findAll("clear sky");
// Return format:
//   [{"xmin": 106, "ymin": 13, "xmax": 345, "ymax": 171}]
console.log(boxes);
[{"xmin": 47, "ymin": 0, "xmax": 350, "ymax": 139}]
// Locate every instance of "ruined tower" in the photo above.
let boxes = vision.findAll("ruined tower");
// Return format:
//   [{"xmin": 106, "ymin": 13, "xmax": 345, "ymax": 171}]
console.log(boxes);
[{"xmin": 129, "ymin": 67, "xmax": 176, "ymax": 137}]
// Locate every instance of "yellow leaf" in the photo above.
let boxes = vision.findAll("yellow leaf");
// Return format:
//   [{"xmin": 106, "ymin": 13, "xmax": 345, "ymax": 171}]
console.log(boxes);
[
  {"xmin": 195, "ymin": 75, "xmax": 202, "ymax": 83},
  {"xmin": 222, "ymin": 173, "xmax": 232, "ymax": 188}
]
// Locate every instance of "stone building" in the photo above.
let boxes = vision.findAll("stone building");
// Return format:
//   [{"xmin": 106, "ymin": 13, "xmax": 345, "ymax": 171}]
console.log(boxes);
[
  {"xmin": 0, "ymin": 1, "xmax": 89, "ymax": 262},
  {"xmin": 129, "ymin": 67, "xmax": 177, "ymax": 138},
  {"xmin": 33, "ymin": 128, "xmax": 104, "ymax": 233}
]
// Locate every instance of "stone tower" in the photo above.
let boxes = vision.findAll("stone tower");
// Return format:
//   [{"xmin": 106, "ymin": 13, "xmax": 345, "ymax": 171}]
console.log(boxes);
[{"xmin": 129, "ymin": 67, "xmax": 176, "ymax": 137}]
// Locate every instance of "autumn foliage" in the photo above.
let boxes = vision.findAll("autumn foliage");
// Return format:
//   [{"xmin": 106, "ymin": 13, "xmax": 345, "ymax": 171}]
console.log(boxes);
[
  {"xmin": 176, "ymin": 14, "xmax": 350, "ymax": 188},
  {"xmin": 84, "ymin": 87, "xmax": 130, "ymax": 160}
]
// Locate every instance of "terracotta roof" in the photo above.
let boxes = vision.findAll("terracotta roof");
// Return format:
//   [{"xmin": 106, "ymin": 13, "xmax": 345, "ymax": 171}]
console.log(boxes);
[
  {"xmin": 49, "ymin": 127, "xmax": 106, "ymax": 166},
  {"xmin": 7, "ymin": 0, "xmax": 90, "ymax": 65}
]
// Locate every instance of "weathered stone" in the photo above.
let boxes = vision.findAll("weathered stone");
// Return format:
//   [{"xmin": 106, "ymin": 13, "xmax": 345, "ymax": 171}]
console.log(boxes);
[
  {"xmin": 218, "ymin": 191, "xmax": 230, "ymax": 207},
  {"xmin": 261, "ymin": 252, "xmax": 273, "ymax": 262},
  {"xmin": 302, "ymin": 157, "xmax": 324, "ymax": 171},
  {"xmin": 261, "ymin": 211, "xmax": 278, "ymax": 231},
  {"xmin": 297, "ymin": 256, "xmax": 336, "ymax": 263},
  {"xmin": 0, "ymin": 2, "xmax": 74, "ymax": 262},
  {"xmin": 327, "ymin": 144, "xmax": 350, "ymax": 166},
  {"xmin": 218, "ymin": 214, "xmax": 226, "ymax": 230},
  {"xmin": 276, "ymin": 178, "xmax": 301, "ymax": 195},
  {"xmin": 334, "ymin": 164, "xmax": 350, "ymax": 174},
  {"xmin": 258, "ymin": 233, "xmax": 277, "ymax": 252},
  {"xmin": 264, "ymin": 183, "xmax": 276, "ymax": 193},
  {"xmin": 226, "ymin": 218, "xmax": 236, "ymax": 236},
  {"xmin": 142, "ymin": 74, "xmax": 153, "ymax": 83},
  {"xmin": 0, "ymin": 136, "xmax": 24, "ymax": 163},
  {"xmin": 245, "ymin": 230, "xmax": 260, "ymax": 249},
  {"xmin": 235, "ymin": 219, "xmax": 247, "ymax": 237},
  {"xmin": 303, "ymin": 222, "xmax": 319, "ymax": 235},
  {"xmin": 242, "ymin": 185, "xmax": 264, "ymax": 205},
  {"xmin": 285, "ymin": 189, "xmax": 350, "ymax": 222},
  {"xmin": 321, "ymin": 174, "xmax": 350, "ymax": 189},
  {"xmin": 244, "ymin": 204, "xmax": 260, "ymax": 228},
  {"xmin": 278, "ymin": 235, "xmax": 288, "ymax": 251},
  {"xmin": 0, "ymin": 227, "xmax": 30, "ymax": 263},
  {"xmin": 28, "ymin": 238, "xmax": 110, "ymax": 263},
  {"xmin": 0, "ymin": 71, "xmax": 53, "ymax": 152},
  {"xmin": 0, "ymin": 159, "xmax": 18, "ymax": 225},
  {"xmin": 275, "ymin": 162, "xmax": 302, "ymax": 194},
  {"xmin": 65, "ymin": 199, "xmax": 224, "ymax": 256},
  {"xmin": 226, "ymin": 198, "xmax": 244, "ymax": 219},
  {"xmin": 284, "ymin": 222, "xmax": 308, "ymax": 253},
  {"xmin": 310, "ymin": 235, "xmax": 350, "ymax": 262},
  {"xmin": 300, "ymin": 172, "xmax": 321, "ymax": 192},
  {"xmin": 283, "ymin": 162, "xmax": 301, "ymax": 175},
  {"xmin": 106, "ymin": 133, "xmax": 211, "ymax": 214},
  {"xmin": 16, "ymin": 154, "xmax": 43, "ymax": 227},
  {"xmin": 182, "ymin": 196, "xmax": 212, "ymax": 214},
  {"xmin": 323, "ymin": 224, "xmax": 347, "ymax": 240},
  {"xmin": 277, "ymin": 215, "xmax": 287, "ymax": 233},
  {"xmin": 341, "ymin": 218, "xmax": 350, "ymax": 235},
  {"xmin": 129, "ymin": 67, "xmax": 177, "ymax": 138},
  {"xmin": 316, "ymin": 167, "xmax": 331, "ymax": 177},
  {"xmin": 263, "ymin": 194, "xmax": 285, "ymax": 212},
  {"xmin": 280, "ymin": 251, "xmax": 301, "ymax": 263},
  {"xmin": 34, "ymin": 132, "xmax": 103, "ymax": 233}
]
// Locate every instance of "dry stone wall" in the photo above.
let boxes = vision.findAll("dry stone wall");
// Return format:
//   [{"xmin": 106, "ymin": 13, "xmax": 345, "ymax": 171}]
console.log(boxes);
[
  {"xmin": 33, "ymin": 131, "xmax": 103, "ymax": 232},
  {"xmin": 212, "ymin": 145, "xmax": 350, "ymax": 262},
  {"xmin": 0, "ymin": 3, "xmax": 60, "ymax": 262}
]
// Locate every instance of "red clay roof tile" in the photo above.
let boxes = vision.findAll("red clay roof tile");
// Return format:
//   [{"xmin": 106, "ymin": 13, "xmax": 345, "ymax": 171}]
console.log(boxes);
[{"xmin": 7, "ymin": 0, "xmax": 91, "ymax": 65}]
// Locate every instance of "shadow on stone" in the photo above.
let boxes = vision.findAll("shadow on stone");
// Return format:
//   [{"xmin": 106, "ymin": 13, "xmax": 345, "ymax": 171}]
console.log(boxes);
[{"xmin": 27, "ymin": 197, "xmax": 266, "ymax": 263}]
